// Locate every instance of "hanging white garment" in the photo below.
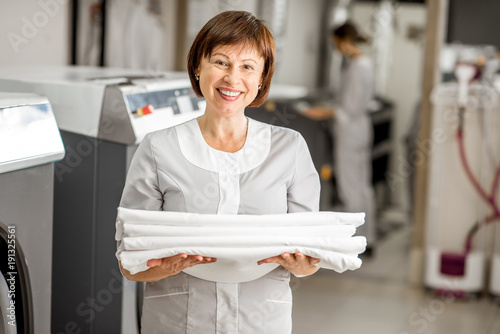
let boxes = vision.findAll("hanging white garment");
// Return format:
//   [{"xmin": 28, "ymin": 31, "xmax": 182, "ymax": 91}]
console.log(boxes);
[{"xmin": 116, "ymin": 207, "xmax": 366, "ymax": 283}]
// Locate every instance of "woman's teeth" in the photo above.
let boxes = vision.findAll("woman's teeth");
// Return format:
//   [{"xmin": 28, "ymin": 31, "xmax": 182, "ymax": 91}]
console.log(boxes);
[{"xmin": 218, "ymin": 89, "xmax": 241, "ymax": 97}]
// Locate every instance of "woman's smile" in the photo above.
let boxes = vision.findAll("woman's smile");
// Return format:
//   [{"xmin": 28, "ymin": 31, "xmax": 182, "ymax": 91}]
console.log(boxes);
[{"xmin": 217, "ymin": 87, "xmax": 243, "ymax": 100}]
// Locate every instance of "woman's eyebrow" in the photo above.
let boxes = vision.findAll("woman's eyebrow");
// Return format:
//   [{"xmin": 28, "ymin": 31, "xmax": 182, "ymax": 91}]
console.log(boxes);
[
  {"xmin": 211, "ymin": 52, "xmax": 229, "ymax": 59},
  {"xmin": 242, "ymin": 58, "xmax": 258, "ymax": 64},
  {"xmin": 211, "ymin": 52, "xmax": 259, "ymax": 64}
]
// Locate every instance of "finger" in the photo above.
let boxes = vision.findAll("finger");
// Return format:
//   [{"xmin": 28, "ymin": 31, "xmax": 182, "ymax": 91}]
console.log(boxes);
[
  {"xmin": 294, "ymin": 253, "xmax": 315, "ymax": 263},
  {"xmin": 168, "ymin": 254, "xmax": 186, "ymax": 268},
  {"xmin": 192, "ymin": 255, "xmax": 204, "ymax": 262},
  {"xmin": 257, "ymin": 256, "xmax": 282, "ymax": 265},
  {"xmin": 280, "ymin": 252, "xmax": 295, "ymax": 264},
  {"xmin": 293, "ymin": 252, "xmax": 319, "ymax": 264},
  {"xmin": 294, "ymin": 252, "xmax": 306, "ymax": 261},
  {"xmin": 147, "ymin": 258, "xmax": 162, "ymax": 267},
  {"xmin": 298, "ymin": 253, "xmax": 320, "ymax": 265},
  {"xmin": 183, "ymin": 255, "xmax": 203, "ymax": 265},
  {"xmin": 172, "ymin": 253, "xmax": 189, "ymax": 261},
  {"xmin": 197, "ymin": 258, "xmax": 218, "ymax": 265},
  {"xmin": 184, "ymin": 255, "xmax": 213, "ymax": 267},
  {"xmin": 257, "ymin": 259, "xmax": 267, "ymax": 265},
  {"xmin": 183, "ymin": 256, "xmax": 217, "ymax": 269}
]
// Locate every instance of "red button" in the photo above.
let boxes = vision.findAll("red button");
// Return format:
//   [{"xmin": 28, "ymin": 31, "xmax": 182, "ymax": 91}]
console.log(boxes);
[{"xmin": 134, "ymin": 104, "xmax": 154, "ymax": 117}]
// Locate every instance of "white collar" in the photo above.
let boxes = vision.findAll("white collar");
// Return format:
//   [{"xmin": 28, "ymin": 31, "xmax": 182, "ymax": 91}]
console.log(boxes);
[{"xmin": 175, "ymin": 117, "xmax": 271, "ymax": 174}]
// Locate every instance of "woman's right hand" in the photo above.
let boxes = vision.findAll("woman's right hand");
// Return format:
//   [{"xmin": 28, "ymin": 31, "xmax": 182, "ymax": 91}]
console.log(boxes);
[
  {"xmin": 147, "ymin": 253, "xmax": 216, "ymax": 276},
  {"xmin": 120, "ymin": 254, "xmax": 216, "ymax": 282}
]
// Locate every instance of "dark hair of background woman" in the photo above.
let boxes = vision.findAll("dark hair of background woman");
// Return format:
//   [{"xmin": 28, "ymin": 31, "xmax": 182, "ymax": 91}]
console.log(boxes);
[{"xmin": 332, "ymin": 21, "xmax": 370, "ymax": 44}]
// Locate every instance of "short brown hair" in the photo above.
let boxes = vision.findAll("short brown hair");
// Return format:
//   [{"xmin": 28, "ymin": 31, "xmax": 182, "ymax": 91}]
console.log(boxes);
[
  {"xmin": 332, "ymin": 21, "xmax": 369, "ymax": 44},
  {"xmin": 187, "ymin": 11, "xmax": 275, "ymax": 108}
]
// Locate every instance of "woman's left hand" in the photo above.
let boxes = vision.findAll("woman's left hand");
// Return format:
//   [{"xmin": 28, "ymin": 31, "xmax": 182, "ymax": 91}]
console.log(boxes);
[{"xmin": 257, "ymin": 252, "xmax": 320, "ymax": 276}]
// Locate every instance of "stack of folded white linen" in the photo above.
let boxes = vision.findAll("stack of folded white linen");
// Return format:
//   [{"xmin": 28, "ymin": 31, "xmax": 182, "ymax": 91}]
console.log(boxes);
[{"xmin": 116, "ymin": 207, "xmax": 367, "ymax": 283}]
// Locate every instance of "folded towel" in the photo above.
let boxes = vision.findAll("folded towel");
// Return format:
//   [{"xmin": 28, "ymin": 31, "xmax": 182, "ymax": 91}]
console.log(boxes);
[{"xmin": 116, "ymin": 207, "xmax": 366, "ymax": 283}]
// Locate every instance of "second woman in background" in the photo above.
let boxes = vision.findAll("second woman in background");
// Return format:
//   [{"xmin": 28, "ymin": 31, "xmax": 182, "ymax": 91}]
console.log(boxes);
[{"xmin": 304, "ymin": 22, "xmax": 377, "ymax": 252}]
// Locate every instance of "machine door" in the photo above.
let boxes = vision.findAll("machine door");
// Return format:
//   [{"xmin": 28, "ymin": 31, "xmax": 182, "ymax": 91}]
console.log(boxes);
[{"xmin": 0, "ymin": 222, "xmax": 33, "ymax": 333}]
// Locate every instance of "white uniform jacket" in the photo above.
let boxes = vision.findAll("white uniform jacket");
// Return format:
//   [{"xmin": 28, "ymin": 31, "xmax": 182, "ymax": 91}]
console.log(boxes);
[{"xmin": 118, "ymin": 117, "xmax": 320, "ymax": 334}]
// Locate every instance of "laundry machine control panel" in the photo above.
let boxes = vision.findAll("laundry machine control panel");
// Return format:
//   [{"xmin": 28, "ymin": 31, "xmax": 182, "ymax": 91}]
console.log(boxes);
[{"xmin": 99, "ymin": 78, "xmax": 205, "ymax": 145}]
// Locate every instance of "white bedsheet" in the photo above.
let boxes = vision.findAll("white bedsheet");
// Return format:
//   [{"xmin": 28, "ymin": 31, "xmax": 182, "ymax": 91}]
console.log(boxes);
[{"xmin": 116, "ymin": 207, "xmax": 367, "ymax": 283}]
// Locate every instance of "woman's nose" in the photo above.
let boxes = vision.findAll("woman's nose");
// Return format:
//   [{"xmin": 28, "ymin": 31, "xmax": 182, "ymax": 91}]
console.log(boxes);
[{"xmin": 224, "ymin": 67, "xmax": 240, "ymax": 86}]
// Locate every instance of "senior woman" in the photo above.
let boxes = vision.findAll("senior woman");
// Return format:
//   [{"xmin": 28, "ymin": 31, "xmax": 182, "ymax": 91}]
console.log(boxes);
[{"xmin": 118, "ymin": 11, "xmax": 320, "ymax": 334}]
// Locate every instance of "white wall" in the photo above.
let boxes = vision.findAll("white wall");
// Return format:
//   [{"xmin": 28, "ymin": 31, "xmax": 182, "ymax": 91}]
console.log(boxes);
[
  {"xmin": 0, "ymin": 0, "xmax": 70, "ymax": 65},
  {"xmin": 384, "ymin": 4, "xmax": 427, "ymax": 211},
  {"xmin": 386, "ymin": 4, "xmax": 427, "ymax": 210},
  {"xmin": 272, "ymin": 0, "xmax": 323, "ymax": 90}
]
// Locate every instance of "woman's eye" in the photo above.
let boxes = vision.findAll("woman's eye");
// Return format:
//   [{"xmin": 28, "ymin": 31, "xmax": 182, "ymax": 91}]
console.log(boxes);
[{"xmin": 243, "ymin": 65, "xmax": 254, "ymax": 70}]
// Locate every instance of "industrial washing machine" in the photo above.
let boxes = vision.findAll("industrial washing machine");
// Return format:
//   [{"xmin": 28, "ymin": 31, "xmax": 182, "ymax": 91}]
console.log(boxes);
[
  {"xmin": 0, "ymin": 66, "xmax": 205, "ymax": 333},
  {"xmin": 0, "ymin": 92, "xmax": 65, "ymax": 333}
]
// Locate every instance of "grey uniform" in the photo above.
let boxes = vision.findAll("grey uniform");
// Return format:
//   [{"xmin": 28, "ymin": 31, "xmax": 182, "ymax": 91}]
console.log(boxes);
[{"xmin": 118, "ymin": 117, "xmax": 320, "ymax": 334}]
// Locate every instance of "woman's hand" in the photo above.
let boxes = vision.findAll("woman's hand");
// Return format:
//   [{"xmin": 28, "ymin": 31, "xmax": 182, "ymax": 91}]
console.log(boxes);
[
  {"xmin": 147, "ymin": 253, "xmax": 216, "ymax": 275},
  {"xmin": 120, "ymin": 254, "xmax": 216, "ymax": 282},
  {"xmin": 257, "ymin": 252, "xmax": 320, "ymax": 276},
  {"xmin": 302, "ymin": 106, "xmax": 335, "ymax": 120}
]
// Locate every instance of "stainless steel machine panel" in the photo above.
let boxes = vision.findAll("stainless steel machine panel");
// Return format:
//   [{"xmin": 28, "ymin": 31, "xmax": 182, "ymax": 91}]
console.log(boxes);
[{"xmin": 0, "ymin": 93, "xmax": 65, "ymax": 173}]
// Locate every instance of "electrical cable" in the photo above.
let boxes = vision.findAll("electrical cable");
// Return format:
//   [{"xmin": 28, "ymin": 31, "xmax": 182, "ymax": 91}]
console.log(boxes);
[{"xmin": 456, "ymin": 99, "xmax": 500, "ymax": 253}]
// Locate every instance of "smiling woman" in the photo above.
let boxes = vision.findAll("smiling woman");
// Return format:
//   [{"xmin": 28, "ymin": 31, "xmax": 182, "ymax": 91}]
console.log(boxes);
[
  {"xmin": 187, "ymin": 10, "xmax": 275, "ymax": 108},
  {"xmin": 117, "ymin": 10, "xmax": 321, "ymax": 334},
  {"xmin": 195, "ymin": 45, "xmax": 263, "ymax": 121}
]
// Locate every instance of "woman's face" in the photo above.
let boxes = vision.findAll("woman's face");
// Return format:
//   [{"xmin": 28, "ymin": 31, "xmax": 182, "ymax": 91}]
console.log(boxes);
[
  {"xmin": 196, "ymin": 43, "xmax": 264, "ymax": 118},
  {"xmin": 332, "ymin": 36, "xmax": 357, "ymax": 57},
  {"xmin": 333, "ymin": 36, "xmax": 346, "ymax": 54}
]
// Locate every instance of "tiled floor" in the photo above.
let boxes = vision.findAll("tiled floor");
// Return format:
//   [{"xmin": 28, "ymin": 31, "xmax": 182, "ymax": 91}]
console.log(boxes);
[{"xmin": 291, "ymin": 219, "xmax": 500, "ymax": 334}]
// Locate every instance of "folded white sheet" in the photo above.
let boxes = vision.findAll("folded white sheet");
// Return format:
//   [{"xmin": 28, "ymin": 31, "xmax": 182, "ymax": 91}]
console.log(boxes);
[{"xmin": 116, "ymin": 207, "xmax": 367, "ymax": 283}]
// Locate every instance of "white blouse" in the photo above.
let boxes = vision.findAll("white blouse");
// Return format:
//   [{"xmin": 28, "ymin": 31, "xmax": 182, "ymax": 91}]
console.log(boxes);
[{"xmin": 118, "ymin": 117, "xmax": 320, "ymax": 334}]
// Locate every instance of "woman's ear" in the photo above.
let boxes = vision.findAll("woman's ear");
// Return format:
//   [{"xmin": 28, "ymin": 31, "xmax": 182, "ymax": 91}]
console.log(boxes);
[{"xmin": 195, "ymin": 63, "xmax": 201, "ymax": 77}]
